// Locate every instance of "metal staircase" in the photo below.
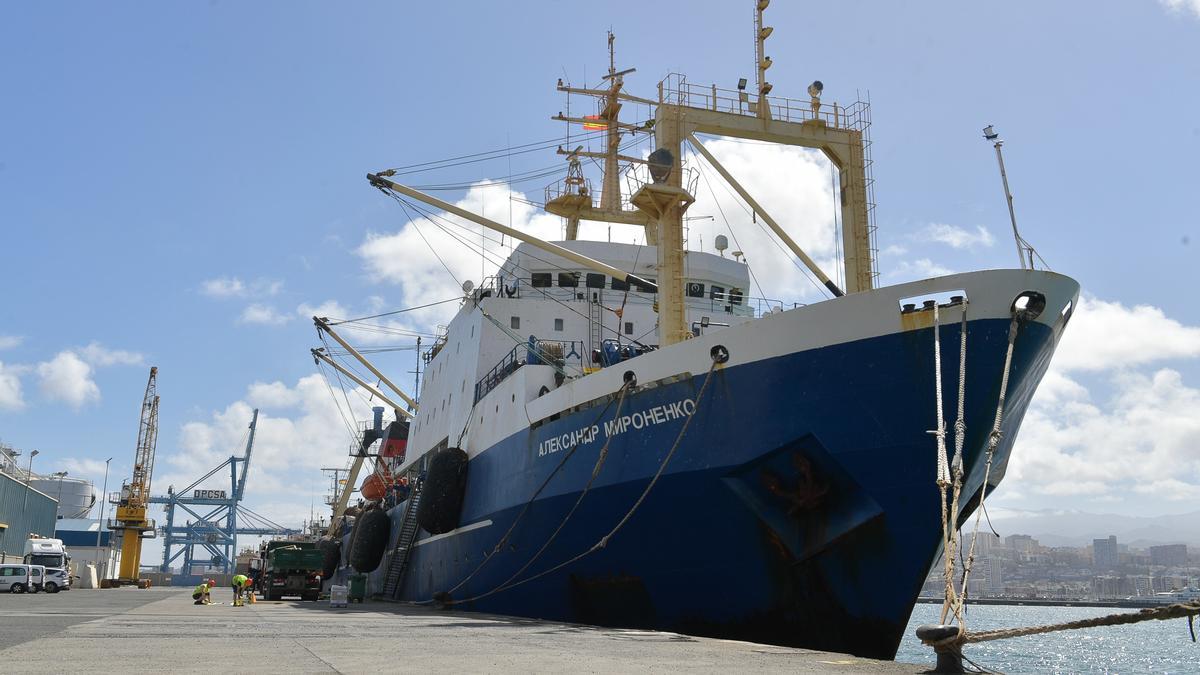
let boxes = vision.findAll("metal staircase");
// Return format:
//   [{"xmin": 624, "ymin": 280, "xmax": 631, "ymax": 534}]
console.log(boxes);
[{"xmin": 381, "ymin": 480, "xmax": 424, "ymax": 600}]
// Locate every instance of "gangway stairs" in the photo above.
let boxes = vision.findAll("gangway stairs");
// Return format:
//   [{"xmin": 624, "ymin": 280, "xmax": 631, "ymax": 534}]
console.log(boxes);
[{"xmin": 381, "ymin": 480, "xmax": 425, "ymax": 600}]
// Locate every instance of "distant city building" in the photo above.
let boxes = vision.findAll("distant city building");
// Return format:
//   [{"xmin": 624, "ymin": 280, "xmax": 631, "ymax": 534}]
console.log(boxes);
[
  {"xmin": 1150, "ymin": 544, "xmax": 1188, "ymax": 567},
  {"xmin": 1006, "ymin": 534, "xmax": 1039, "ymax": 554},
  {"xmin": 1093, "ymin": 535, "xmax": 1119, "ymax": 569}
]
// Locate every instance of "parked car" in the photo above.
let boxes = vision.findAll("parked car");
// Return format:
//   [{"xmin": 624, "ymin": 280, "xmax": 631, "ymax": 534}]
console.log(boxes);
[{"xmin": 0, "ymin": 564, "xmax": 34, "ymax": 593}]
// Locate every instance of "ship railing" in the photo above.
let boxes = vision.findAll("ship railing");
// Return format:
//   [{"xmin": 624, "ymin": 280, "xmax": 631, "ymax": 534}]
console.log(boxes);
[
  {"xmin": 472, "ymin": 277, "xmax": 788, "ymax": 320},
  {"xmin": 474, "ymin": 339, "xmax": 586, "ymax": 404},
  {"xmin": 657, "ymin": 73, "xmax": 871, "ymax": 132},
  {"xmin": 545, "ymin": 177, "xmax": 595, "ymax": 206},
  {"xmin": 421, "ymin": 325, "xmax": 449, "ymax": 365}
]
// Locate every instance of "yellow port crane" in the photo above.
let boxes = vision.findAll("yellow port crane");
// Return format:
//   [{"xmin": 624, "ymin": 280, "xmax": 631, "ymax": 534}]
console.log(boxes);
[{"xmin": 109, "ymin": 366, "xmax": 160, "ymax": 588}]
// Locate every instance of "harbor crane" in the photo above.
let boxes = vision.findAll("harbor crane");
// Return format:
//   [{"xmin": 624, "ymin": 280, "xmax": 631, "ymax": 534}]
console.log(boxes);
[
  {"xmin": 107, "ymin": 366, "xmax": 160, "ymax": 588},
  {"xmin": 152, "ymin": 409, "xmax": 297, "ymax": 576}
]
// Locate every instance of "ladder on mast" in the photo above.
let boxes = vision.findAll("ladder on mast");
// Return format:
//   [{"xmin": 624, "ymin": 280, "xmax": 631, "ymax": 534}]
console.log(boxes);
[
  {"xmin": 588, "ymin": 293, "xmax": 604, "ymax": 357},
  {"xmin": 381, "ymin": 479, "xmax": 425, "ymax": 600}
]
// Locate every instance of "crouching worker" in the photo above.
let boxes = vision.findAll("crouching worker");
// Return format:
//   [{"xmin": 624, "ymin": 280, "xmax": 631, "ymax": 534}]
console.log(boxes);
[
  {"xmin": 192, "ymin": 579, "xmax": 215, "ymax": 605},
  {"xmin": 231, "ymin": 574, "xmax": 250, "ymax": 607}
]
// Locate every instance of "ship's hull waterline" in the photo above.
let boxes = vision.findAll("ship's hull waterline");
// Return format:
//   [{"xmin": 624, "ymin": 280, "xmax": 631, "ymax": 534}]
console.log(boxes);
[{"xmin": 356, "ymin": 269, "xmax": 1078, "ymax": 659}]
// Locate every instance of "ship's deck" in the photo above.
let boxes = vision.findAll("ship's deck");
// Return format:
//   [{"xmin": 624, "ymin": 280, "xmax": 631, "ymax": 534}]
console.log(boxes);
[{"xmin": 0, "ymin": 587, "xmax": 926, "ymax": 673}]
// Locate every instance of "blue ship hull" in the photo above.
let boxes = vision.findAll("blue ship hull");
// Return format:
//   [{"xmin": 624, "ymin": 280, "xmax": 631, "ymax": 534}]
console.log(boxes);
[{"xmin": 375, "ymin": 316, "xmax": 1055, "ymax": 659}]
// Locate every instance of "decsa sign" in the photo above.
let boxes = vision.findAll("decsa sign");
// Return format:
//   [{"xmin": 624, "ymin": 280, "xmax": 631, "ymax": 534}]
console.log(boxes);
[{"xmin": 194, "ymin": 489, "xmax": 228, "ymax": 499}]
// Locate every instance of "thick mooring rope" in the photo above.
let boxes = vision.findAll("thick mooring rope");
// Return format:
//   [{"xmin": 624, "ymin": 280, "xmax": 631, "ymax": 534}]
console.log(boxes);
[{"xmin": 927, "ymin": 602, "xmax": 1200, "ymax": 648}]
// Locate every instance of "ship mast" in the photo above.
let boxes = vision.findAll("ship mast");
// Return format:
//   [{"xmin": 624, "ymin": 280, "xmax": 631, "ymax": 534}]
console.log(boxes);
[{"xmin": 370, "ymin": 0, "xmax": 878, "ymax": 346}]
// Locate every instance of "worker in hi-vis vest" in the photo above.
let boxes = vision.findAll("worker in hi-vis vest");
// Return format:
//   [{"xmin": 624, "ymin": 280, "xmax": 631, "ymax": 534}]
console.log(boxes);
[
  {"xmin": 231, "ymin": 574, "xmax": 250, "ymax": 607},
  {"xmin": 193, "ymin": 579, "xmax": 215, "ymax": 605}
]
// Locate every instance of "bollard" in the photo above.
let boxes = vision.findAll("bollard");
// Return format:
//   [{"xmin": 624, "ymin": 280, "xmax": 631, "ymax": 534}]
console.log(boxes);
[{"xmin": 915, "ymin": 624, "xmax": 964, "ymax": 674}]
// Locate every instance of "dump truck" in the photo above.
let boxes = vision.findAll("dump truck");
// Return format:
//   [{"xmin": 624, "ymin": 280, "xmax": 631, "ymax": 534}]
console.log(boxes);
[{"xmin": 258, "ymin": 540, "xmax": 323, "ymax": 601}]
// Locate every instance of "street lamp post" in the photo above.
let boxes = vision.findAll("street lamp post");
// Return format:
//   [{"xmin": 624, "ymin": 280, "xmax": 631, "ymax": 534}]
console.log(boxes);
[
  {"xmin": 95, "ymin": 458, "xmax": 112, "ymax": 584},
  {"xmin": 20, "ymin": 449, "xmax": 40, "ymax": 515},
  {"xmin": 51, "ymin": 471, "xmax": 69, "ymax": 520}
]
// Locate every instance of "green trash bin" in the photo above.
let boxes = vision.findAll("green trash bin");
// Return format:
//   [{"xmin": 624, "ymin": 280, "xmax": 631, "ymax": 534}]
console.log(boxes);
[{"xmin": 348, "ymin": 573, "xmax": 367, "ymax": 603}]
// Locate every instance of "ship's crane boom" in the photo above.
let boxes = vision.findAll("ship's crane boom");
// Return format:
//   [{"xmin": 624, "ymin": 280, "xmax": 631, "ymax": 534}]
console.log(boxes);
[{"xmin": 108, "ymin": 366, "xmax": 160, "ymax": 587}]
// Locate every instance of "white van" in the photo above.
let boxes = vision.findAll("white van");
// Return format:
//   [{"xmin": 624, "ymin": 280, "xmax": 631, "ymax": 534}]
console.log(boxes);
[{"xmin": 0, "ymin": 564, "xmax": 33, "ymax": 593}]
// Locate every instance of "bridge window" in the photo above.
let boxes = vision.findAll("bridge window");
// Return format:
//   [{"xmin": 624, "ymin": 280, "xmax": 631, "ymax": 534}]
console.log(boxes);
[
  {"xmin": 558, "ymin": 272, "xmax": 579, "ymax": 287},
  {"xmin": 686, "ymin": 282, "xmax": 705, "ymax": 298},
  {"xmin": 633, "ymin": 277, "xmax": 657, "ymax": 293},
  {"xmin": 531, "ymin": 273, "xmax": 552, "ymax": 288},
  {"xmin": 729, "ymin": 288, "xmax": 743, "ymax": 305},
  {"xmin": 611, "ymin": 277, "xmax": 629, "ymax": 291},
  {"xmin": 586, "ymin": 273, "xmax": 605, "ymax": 289},
  {"xmin": 710, "ymin": 285, "xmax": 725, "ymax": 301}
]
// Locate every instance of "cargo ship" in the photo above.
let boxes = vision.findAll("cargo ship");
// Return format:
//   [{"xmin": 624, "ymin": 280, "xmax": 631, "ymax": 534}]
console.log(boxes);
[{"xmin": 313, "ymin": 4, "xmax": 1078, "ymax": 660}]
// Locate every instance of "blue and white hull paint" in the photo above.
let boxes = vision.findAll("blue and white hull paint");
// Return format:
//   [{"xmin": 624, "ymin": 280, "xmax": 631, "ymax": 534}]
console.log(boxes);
[{"xmin": 358, "ymin": 268, "xmax": 1077, "ymax": 659}]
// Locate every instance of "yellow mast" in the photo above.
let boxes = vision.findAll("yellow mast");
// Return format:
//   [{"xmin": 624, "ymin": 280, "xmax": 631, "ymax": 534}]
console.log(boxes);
[{"xmin": 112, "ymin": 367, "xmax": 159, "ymax": 586}]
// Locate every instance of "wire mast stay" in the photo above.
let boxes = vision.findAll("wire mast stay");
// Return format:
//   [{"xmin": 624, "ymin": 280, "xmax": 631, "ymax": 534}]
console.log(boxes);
[{"xmin": 110, "ymin": 366, "xmax": 160, "ymax": 587}]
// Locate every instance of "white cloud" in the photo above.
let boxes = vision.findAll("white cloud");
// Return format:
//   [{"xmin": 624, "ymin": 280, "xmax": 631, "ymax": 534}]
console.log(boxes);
[
  {"xmin": 917, "ymin": 223, "xmax": 995, "ymax": 250},
  {"xmin": 246, "ymin": 381, "xmax": 303, "ymax": 408},
  {"xmin": 0, "ymin": 335, "xmax": 22, "ymax": 350},
  {"xmin": 201, "ymin": 277, "xmax": 283, "ymax": 300},
  {"xmin": 0, "ymin": 361, "xmax": 25, "ymax": 410},
  {"xmin": 883, "ymin": 257, "xmax": 955, "ymax": 283},
  {"xmin": 79, "ymin": 342, "xmax": 144, "ymax": 367},
  {"xmin": 1006, "ymin": 367, "xmax": 1200, "ymax": 506},
  {"xmin": 1161, "ymin": 0, "xmax": 1200, "ymax": 18},
  {"xmin": 201, "ymin": 276, "xmax": 246, "ymax": 298},
  {"xmin": 239, "ymin": 304, "xmax": 290, "ymax": 326},
  {"xmin": 1052, "ymin": 295, "xmax": 1200, "ymax": 372},
  {"xmin": 36, "ymin": 351, "xmax": 100, "ymax": 409}
]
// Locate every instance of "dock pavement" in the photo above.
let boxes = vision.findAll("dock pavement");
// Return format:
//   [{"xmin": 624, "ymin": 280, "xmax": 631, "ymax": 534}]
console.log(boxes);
[{"xmin": 0, "ymin": 586, "xmax": 926, "ymax": 673}]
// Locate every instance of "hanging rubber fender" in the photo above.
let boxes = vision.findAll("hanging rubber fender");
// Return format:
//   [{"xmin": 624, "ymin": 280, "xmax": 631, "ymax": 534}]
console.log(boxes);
[
  {"xmin": 349, "ymin": 507, "xmax": 390, "ymax": 573},
  {"xmin": 417, "ymin": 447, "xmax": 470, "ymax": 535},
  {"xmin": 320, "ymin": 539, "xmax": 341, "ymax": 580}
]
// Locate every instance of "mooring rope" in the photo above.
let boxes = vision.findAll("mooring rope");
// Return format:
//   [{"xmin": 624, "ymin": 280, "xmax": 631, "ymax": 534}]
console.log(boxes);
[{"xmin": 926, "ymin": 602, "xmax": 1200, "ymax": 648}]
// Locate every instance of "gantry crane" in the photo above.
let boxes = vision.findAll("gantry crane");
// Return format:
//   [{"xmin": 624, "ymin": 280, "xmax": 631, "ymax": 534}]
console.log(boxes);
[
  {"xmin": 153, "ymin": 409, "xmax": 297, "ymax": 576},
  {"xmin": 107, "ymin": 366, "xmax": 160, "ymax": 587}
]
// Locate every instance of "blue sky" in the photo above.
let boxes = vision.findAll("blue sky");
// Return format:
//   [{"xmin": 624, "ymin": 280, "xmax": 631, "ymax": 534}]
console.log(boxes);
[{"xmin": 3, "ymin": 1, "xmax": 1200, "ymax": 559}]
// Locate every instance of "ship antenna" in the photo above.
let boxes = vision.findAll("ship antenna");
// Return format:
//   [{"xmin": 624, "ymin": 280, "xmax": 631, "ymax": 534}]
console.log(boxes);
[{"xmin": 983, "ymin": 125, "xmax": 1032, "ymax": 270}]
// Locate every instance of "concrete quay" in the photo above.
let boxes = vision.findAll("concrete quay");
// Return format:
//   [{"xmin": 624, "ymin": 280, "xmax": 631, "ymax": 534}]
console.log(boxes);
[{"xmin": 0, "ymin": 587, "xmax": 925, "ymax": 673}]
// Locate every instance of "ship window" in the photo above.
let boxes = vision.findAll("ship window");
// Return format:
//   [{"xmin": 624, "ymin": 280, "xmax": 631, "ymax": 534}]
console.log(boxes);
[
  {"xmin": 511, "ymin": 316, "xmax": 520, "ymax": 329},
  {"xmin": 710, "ymin": 285, "xmax": 725, "ymax": 301},
  {"xmin": 531, "ymin": 273, "xmax": 551, "ymax": 288},
  {"xmin": 611, "ymin": 277, "xmax": 629, "ymax": 291},
  {"xmin": 686, "ymin": 282, "xmax": 705, "ymax": 298},
  {"xmin": 729, "ymin": 288, "xmax": 743, "ymax": 305},
  {"xmin": 586, "ymin": 273, "xmax": 605, "ymax": 289},
  {"xmin": 633, "ymin": 277, "xmax": 656, "ymax": 293},
  {"xmin": 624, "ymin": 322, "xmax": 633, "ymax": 335},
  {"xmin": 554, "ymin": 318, "xmax": 564, "ymax": 331},
  {"xmin": 558, "ymin": 272, "xmax": 579, "ymax": 288}
]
